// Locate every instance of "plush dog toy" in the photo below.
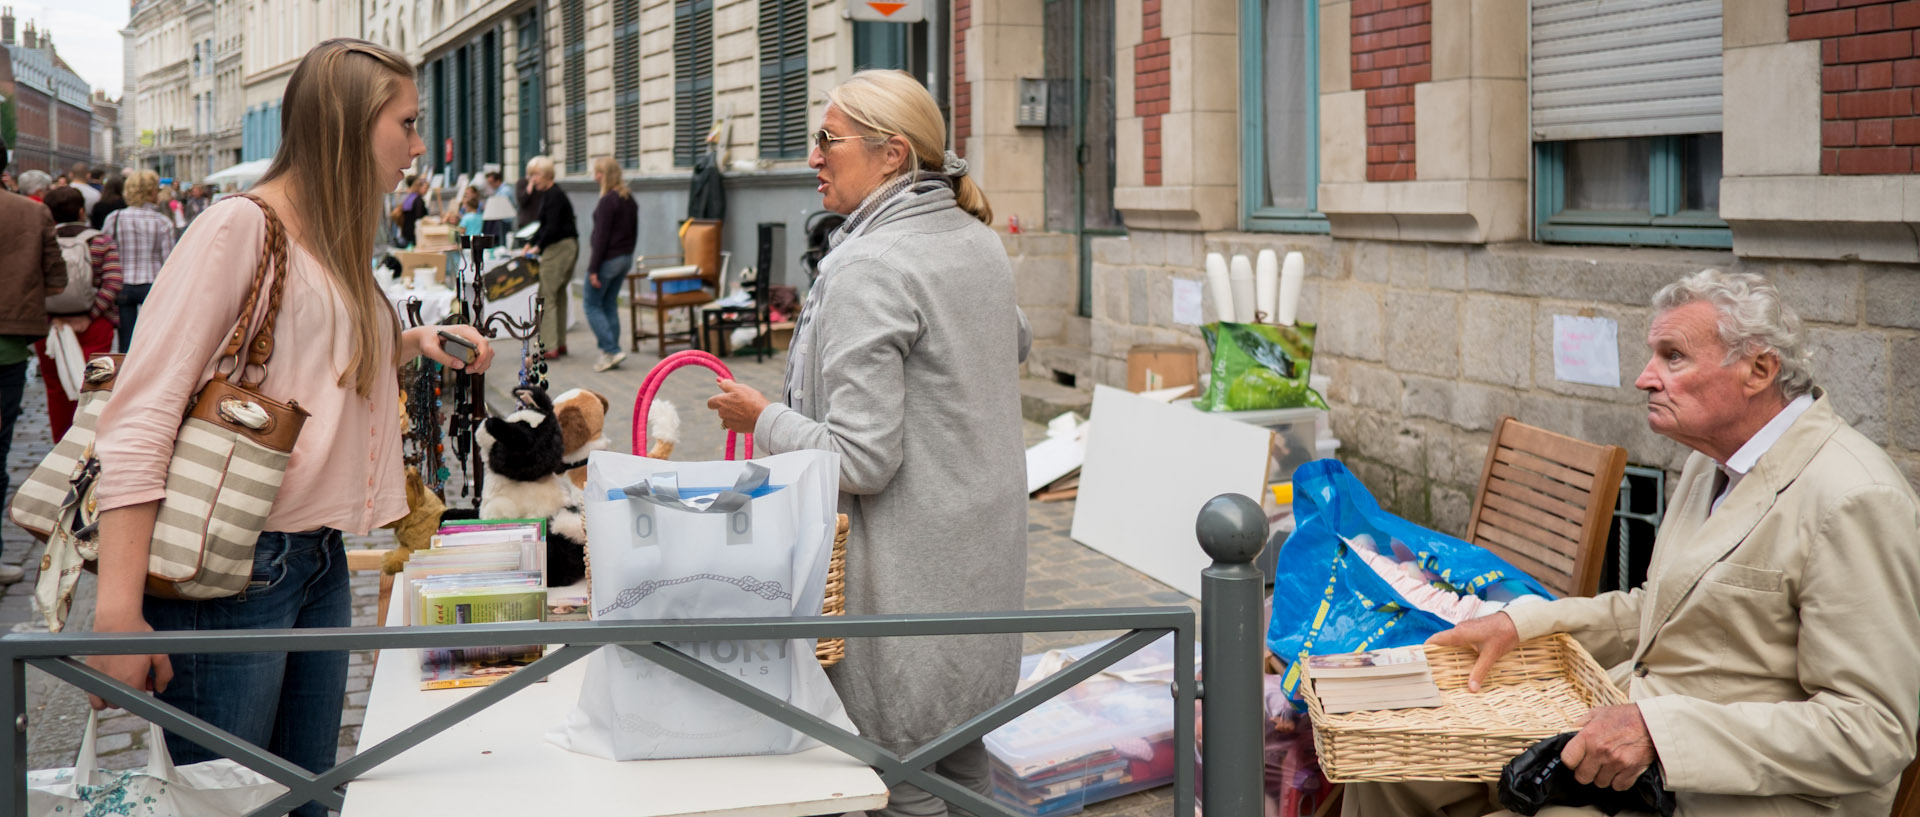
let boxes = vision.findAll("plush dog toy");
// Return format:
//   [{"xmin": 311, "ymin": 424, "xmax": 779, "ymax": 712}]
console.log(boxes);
[
  {"xmin": 554, "ymin": 388, "xmax": 611, "ymax": 489},
  {"xmin": 468, "ymin": 386, "xmax": 589, "ymax": 586}
]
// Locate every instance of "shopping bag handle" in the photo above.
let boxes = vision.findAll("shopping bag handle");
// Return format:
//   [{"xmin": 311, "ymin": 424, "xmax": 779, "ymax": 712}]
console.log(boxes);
[
  {"xmin": 634, "ymin": 349, "xmax": 753, "ymax": 460},
  {"xmin": 619, "ymin": 462, "xmax": 773, "ymax": 513}
]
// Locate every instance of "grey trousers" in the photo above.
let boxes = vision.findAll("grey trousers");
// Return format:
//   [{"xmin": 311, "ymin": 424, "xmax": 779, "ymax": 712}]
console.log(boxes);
[
  {"xmin": 538, "ymin": 237, "xmax": 578, "ymax": 351},
  {"xmin": 867, "ymin": 739, "xmax": 992, "ymax": 817}
]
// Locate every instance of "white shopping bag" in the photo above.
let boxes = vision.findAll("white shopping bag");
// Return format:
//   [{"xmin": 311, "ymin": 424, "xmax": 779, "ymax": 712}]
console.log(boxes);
[
  {"xmin": 548, "ymin": 448, "xmax": 856, "ymax": 760},
  {"xmin": 29, "ymin": 712, "xmax": 289, "ymax": 816}
]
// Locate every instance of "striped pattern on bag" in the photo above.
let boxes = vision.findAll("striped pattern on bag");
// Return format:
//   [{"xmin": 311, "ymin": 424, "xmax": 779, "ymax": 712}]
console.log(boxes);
[
  {"xmin": 149, "ymin": 418, "xmax": 292, "ymax": 599},
  {"xmin": 7, "ymin": 390, "xmax": 112, "ymax": 539}
]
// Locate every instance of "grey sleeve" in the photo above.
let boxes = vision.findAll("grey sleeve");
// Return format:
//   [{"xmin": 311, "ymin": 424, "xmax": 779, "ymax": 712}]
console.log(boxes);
[
  {"xmin": 1016, "ymin": 305, "xmax": 1031, "ymax": 364},
  {"xmin": 755, "ymin": 259, "xmax": 918, "ymax": 495}
]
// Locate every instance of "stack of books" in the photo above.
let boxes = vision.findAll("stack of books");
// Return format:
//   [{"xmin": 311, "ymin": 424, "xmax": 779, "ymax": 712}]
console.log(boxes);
[
  {"xmin": 1307, "ymin": 646, "xmax": 1445, "ymax": 714},
  {"xmin": 403, "ymin": 519, "xmax": 550, "ymax": 690}
]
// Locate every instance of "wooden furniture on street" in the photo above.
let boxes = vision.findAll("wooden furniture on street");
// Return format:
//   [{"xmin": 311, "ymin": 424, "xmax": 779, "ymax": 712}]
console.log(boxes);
[
  {"xmin": 1466, "ymin": 417, "xmax": 1628, "ymax": 598},
  {"xmin": 630, "ymin": 218, "xmax": 724, "ymax": 357}
]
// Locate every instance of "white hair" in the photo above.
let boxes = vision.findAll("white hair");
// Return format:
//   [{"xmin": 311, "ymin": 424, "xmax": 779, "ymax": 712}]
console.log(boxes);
[
  {"xmin": 1652, "ymin": 269, "xmax": 1814, "ymax": 399},
  {"xmin": 525, "ymin": 155, "xmax": 555, "ymax": 180},
  {"xmin": 16, "ymin": 170, "xmax": 52, "ymax": 196}
]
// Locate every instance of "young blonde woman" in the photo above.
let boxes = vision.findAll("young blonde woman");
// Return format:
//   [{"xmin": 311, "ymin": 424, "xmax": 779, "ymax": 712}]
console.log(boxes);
[
  {"xmin": 587, "ymin": 156, "xmax": 637, "ymax": 371},
  {"xmin": 706, "ymin": 69, "xmax": 1029, "ymax": 817},
  {"xmin": 88, "ymin": 39, "xmax": 494, "ymax": 817}
]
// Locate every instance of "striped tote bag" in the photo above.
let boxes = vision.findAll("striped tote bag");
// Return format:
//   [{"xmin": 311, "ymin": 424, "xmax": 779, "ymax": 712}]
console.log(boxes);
[{"xmin": 10, "ymin": 194, "xmax": 309, "ymax": 618}]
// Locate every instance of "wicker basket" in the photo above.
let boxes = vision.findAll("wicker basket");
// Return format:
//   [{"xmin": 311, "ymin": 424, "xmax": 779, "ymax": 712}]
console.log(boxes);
[
  {"xmin": 1301, "ymin": 633, "xmax": 1628, "ymax": 783},
  {"xmin": 815, "ymin": 514, "xmax": 849, "ymax": 667}
]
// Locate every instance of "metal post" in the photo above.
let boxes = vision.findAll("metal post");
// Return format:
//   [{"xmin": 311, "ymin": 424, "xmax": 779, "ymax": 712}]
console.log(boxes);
[
  {"xmin": 1, "ymin": 652, "xmax": 22, "ymax": 817},
  {"xmin": 1196, "ymin": 493, "xmax": 1268, "ymax": 817}
]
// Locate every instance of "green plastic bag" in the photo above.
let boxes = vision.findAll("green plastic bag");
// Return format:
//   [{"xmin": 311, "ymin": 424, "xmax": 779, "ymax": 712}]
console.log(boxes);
[{"xmin": 1195, "ymin": 322, "xmax": 1329, "ymax": 412}]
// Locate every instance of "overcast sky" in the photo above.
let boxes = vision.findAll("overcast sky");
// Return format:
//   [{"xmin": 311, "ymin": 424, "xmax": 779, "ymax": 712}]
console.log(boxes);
[{"xmin": 14, "ymin": 1, "xmax": 130, "ymax": 98}]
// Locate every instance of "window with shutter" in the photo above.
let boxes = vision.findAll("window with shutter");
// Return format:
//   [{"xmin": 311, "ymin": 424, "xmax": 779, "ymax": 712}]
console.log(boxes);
[
  {"xmin": 563, "ymin": 0, "xmax": 588, "ymax": 174},
  {"xmin": 676, "ymin": 0, "xmax": 716, "ymax": 167},
  {"xmin": 1530, "ymin": 0, "xmax": 1728, "ymax": 248},
  {"xmin": 615, "ymin": 0, "xmax": 641, "ymax": 169},
  {"xmin": 515, "ymin": 8, "xmax": 545, "ymax": 164},
  {"xmin": 758, "ymin": 0, "xmax": 809, "ymax": 160}
]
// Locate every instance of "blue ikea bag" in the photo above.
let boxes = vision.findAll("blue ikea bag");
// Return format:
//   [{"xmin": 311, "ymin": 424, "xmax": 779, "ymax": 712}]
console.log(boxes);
[{"xmin": 1266, "ymin": 460, "xmax": 1556, "ymax": 699}]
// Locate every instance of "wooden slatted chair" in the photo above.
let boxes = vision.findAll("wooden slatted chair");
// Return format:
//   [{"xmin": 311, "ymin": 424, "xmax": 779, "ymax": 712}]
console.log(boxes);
[
  {"xmin": 1466, "ymin": 417, "xmax": 1628, "ymax": 599},
  {"xmin": 629, "ymin": 218, "xmax": 725, "ymax": 356}
]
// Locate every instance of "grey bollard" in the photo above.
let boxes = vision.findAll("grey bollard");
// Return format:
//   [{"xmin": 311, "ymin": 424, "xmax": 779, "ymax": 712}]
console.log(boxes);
[{"xmin": 1196, "ymin": 493, "xmax": 1267, "ymax": 817}]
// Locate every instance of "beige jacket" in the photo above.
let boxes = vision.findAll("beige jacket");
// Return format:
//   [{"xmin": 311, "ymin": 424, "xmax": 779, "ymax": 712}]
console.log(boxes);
[{"xmin": 1506, "ymin": 391, "xmax": 1920, "ymax": 817}]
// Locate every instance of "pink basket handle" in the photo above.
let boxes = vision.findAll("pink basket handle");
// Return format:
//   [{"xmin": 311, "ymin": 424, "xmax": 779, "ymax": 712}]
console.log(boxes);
[{"xmin": 634, "ymin": 349, "xmax": 754, "ymax": 460}]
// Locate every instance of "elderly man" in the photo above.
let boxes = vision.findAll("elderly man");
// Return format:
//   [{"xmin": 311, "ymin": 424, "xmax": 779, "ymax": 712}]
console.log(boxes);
[
  {"xmin": 1348, "ymin": 269, "xmax": 1920, "ymax": 817},
  {"xmin": 520, "ymin": 155, "xmax": 578, "ymax": 358}
]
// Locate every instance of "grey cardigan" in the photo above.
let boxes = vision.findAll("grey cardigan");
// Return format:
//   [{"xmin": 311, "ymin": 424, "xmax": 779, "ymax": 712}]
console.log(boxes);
[{"xmin": 755, "ymin": 188, "xmax": 1029, "ymax": 753}]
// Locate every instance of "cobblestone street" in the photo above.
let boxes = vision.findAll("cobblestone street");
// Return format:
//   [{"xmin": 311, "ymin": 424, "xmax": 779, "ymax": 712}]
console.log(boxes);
[{"xmin": 2, "ymin": 312, "xmax": 1200, "ymax": 817}]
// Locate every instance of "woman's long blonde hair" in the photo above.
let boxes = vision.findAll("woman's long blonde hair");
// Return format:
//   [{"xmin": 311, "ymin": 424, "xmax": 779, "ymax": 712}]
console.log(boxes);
[
  {"xmin": 826, "ymin": 69, "xmax": 992, "ymax": 225},
  {"xmin": 123, "ymin": 170, "xmax": 160, "ymax": 207},
  {"xmin": 254, "ymin": 38, "xmax": 410, "ymax": 397},
  {"xmin": 594, "ymin": 157, "xmax": 631, "ymax": 199}
]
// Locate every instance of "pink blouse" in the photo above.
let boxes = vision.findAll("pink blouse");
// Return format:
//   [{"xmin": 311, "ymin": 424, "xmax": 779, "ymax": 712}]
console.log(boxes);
[{"xmin": 95, "ymin": 197, "xmax": 408, "ymax": 536}]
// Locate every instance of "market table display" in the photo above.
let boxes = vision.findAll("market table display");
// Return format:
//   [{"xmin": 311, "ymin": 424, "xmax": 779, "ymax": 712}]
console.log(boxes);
[{"xmin": 339, "ymin": 606, "xmax": 890, "ymax": 816}]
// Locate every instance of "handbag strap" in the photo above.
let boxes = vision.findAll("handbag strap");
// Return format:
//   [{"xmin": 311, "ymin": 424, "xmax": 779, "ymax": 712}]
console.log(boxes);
[
  {"xmin": 213, "ymin": 194, "xmax": 293, "ymax": 390},
  {"xmin": 635, "ymin": 349, "xmax": 753, "ymax": 460}
]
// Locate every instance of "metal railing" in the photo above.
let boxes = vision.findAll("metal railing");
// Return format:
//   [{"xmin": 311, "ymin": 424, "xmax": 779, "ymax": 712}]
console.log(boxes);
[{"xmin": 0, "ymin": 494, "xmax": 1273, "ymax": 817}]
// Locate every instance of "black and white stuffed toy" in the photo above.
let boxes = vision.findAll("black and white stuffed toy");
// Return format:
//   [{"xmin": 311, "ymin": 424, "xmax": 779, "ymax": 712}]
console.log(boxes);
[{"xmin": 458, "ymin": 385, "xmax": 589, "ymax": 587}]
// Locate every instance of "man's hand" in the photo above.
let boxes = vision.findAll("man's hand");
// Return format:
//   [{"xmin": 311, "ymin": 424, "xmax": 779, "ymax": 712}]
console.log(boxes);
[
  {"xmin": 707, "ymin": 378, "xmax": 770, "ymax": 435},
  {"xmin": 1562, "ymin": 704, "xmax": 1657, "ymax": 791},
  {"xmin": 1426, "ymin": 612, "xmax": 1519, "ymax": 692},
  {"xmin": 55, "ymin": 315, "xmax": 91, "ymax": 333}
]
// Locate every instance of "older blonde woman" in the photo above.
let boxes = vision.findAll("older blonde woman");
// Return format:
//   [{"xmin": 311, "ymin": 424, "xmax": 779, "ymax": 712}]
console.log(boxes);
[
  {"xmin": 101, "ymin": 170, "xmax": 177, "ymax": 350},
  {"xmin": 707, "ymin": 69, "xmax": 1029, "ymax": 817}
]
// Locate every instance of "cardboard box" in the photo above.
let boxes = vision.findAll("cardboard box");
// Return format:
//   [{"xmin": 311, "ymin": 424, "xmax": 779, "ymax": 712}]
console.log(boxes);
[
  {"xmin": 392, "ymin": 251, "xmax": 448, "ymax": 287},
  {"xmin": 1126, "ymin": 345, "xmax": 1198, "ymax": 393}
]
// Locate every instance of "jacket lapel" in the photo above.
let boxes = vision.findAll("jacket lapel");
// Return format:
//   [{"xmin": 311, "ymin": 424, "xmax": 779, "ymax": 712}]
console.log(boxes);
[{"xmin": 1632, "ymin": 390, "xmax": 1842, "ymax": 660}]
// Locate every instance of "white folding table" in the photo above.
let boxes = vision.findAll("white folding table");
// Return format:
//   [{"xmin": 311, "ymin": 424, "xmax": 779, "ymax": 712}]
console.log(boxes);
[{"xmin": 340, "ymin": 611, "xmax": 889, "ymax": 816}]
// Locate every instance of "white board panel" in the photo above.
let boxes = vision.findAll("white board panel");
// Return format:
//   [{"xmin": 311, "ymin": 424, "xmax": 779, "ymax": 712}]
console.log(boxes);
[{"xmin": 1070, "ymin": 386, "xmax": 1273, "ymax": 599}]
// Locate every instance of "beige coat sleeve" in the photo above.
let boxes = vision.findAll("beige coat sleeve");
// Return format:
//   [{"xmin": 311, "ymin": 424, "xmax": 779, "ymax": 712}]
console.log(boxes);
[
  {"xmin": 1503, "ymin": 586, "xmax": 1645, "ymax": 671},
  {"xmin": 1637, "ymin": 485, "xmax": 1920, "ymax": 798}
]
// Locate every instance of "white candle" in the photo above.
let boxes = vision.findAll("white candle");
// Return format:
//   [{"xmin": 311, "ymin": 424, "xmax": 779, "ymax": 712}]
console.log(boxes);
[
  {"xmin": 1205, "ymin": 252, "xmax": 1235, "ymax": 323},
  {"xmin": 1277, "ymin": 251, "xmax": 1305, "ymax": 326},
  {"xmin": 1230, "ymin": 254, "xmax": 1257, "ymax": 323},
  {"xmin": 1255, "ymin": 249, "xmax": 1279, "ymax": 324}
]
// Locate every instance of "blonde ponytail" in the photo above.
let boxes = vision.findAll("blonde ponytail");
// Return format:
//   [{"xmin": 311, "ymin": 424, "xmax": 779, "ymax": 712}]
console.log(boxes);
[{"xmin": 827, "ymin": 69, "xmax": 994, "ymax": 225}]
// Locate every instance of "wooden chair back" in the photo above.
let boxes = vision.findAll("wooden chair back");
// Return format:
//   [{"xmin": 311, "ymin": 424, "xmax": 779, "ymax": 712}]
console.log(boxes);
[
  {"xmin": 1465, "ymin": 417, "xmax": 1628, "ymax": 598},
  {"xmin": 681, "ymin": 218, "xmax": 724, "ymax": 290}
]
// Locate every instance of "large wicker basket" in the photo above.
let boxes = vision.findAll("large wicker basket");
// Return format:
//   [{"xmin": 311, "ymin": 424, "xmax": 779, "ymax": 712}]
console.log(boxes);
[
  {"xmin": 815, "ymin": 514, "xmax": 849, "ymax": 667},
  {"xmin": 1301, "ymin": 633, "xmax": 1628, "ymax": 782}
]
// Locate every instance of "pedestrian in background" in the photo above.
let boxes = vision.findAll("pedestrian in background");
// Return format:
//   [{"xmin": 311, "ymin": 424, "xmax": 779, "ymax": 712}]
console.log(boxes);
[
  {"xmin": 182, "ymin": 183, "xmax": 211, "ymax": 226},
  {"xmin": 396, "ymin": 174, "xmax": 430, "ymax": 247},
  {"xmin": 33, "ymin": 186, "xmax": 122, "ymax": 438},
  {"xmin": 87, "ymin": 39, "xmax": 493, "ymax": 817},
  {"xmin": 16, "ymin": 170, "xmax": 51, "ymax": 202},
  {"xmin": 586, "ymin": 156, "xmax": 636, "ymax": 372},
  {"xmin": 102, "ymin": 170, "xmax": 177, "ymax": 352},
  {"xmin": 0, "ymin": 183, "xmax": 69, "ymax": 586},
  {"xmin": 522, "ymin": 154, "xmax": 578, "ymax": 358},
  {"xmin": 69, "ymin": 162, "xmax": 100, "ymax": 211},
  {"xmin": 91, "ymin": 173, "xmax": 127, "ymax": 229},
  {"xmin": 482, "ymin": 169, "xmax": 515, "ymax": 241}
]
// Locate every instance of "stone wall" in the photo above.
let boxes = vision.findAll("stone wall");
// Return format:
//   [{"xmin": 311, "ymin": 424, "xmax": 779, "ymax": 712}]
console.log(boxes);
[
  {"xmin": 1003, "ymin": 233, "xmax": 1092, "ymax": 385},
  {"xmin": 1084, "ymin": 229, "xmax": 1920, "ymax": 537}
]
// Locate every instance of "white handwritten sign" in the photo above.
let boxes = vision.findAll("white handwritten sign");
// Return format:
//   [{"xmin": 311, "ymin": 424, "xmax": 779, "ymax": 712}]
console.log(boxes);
[
  {"xmin": 1172, "ymin": 278, "xmax": 1204, "ymax": 326},
  {"xmin": 1553, "ymin": 314, "xmax": 1620, "ymax": 388}
]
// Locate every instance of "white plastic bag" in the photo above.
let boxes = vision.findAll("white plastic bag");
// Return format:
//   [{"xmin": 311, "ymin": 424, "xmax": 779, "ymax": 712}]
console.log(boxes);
[
  {"xmin": 548, "ymin": 448, "xmax": 856, "ymax": 760},
  {"xmin": 28, "ymin": 712, "xmax": 289, "ymax": 816}
]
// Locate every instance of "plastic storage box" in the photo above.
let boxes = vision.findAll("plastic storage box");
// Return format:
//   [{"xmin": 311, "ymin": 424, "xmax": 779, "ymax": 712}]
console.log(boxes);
[{"xmin": 986, "ymin": 635, "xmax": 1198, "ymax": 817}]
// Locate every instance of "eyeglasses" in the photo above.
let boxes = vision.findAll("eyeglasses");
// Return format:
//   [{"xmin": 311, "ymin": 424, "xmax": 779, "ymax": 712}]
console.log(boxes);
[{"xmin": 810, "ymin": 128, "xmax": 871, "ymax": 154}]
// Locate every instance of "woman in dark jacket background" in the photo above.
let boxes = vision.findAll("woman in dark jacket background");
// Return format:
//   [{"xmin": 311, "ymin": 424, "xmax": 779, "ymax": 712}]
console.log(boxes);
[
  {"xmin": 585, "ymin": 156, "xmax": 637, "ymax": 372},
  {"xmin": 90, "ymin": 174, "xmax": 127, "ymax": 229}
]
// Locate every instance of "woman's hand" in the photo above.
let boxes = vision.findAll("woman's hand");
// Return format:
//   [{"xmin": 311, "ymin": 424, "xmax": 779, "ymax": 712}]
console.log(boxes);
[
  {"xmin": 85, "ymin": 616, "xmax": 172, "ymax": 711},
  {"xmin": 403, "ymin": 324, "xmax": 496, "ymax": 373},
  {"xmin": 707, "ymin": 379, "xmax": 770, "ymax": 434},
  {"xmin": 590, "ymin": 273, "xmax": 602, "ymax": 290}
]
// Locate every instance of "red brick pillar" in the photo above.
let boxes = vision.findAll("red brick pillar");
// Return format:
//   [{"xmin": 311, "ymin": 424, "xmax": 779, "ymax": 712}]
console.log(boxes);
[
  {"xmin": 1134, "ymin": 0, "xmax": 1170, "ymax": 186},
  {"xmin": 1789, "ymin": 0, "xmax": 1920, "ymax": 174},
  {"xmin": 1352, "ymin": 0, "xmax": 1431, "ymax": 182},
  {"xmin": 954, "ymin": 0, "xmax": 972, "ymax": 158}
]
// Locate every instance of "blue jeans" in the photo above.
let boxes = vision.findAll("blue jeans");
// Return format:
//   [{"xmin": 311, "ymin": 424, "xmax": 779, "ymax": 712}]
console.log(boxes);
[
  {"xmin": 144, "ymin": 528, "xmax": 351, "ymax": 817},
  {"xmin": 116, "ymin": 283, "xmax": 152, "ymax": 353},
  {"xmin": 586, "ymin": 253, "xmax": 632, "ymax": 355}
]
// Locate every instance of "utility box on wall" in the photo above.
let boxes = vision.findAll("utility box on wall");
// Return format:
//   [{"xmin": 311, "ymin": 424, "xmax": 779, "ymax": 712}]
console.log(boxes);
[{"xmin": 1017, "ymin": 78, "xmax": 1049, "ymax": 127}]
